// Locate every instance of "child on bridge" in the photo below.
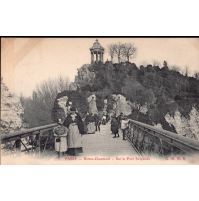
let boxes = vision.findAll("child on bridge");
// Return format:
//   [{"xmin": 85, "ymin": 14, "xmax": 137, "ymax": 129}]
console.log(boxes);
[{"xmin": 54, "ymin": 121, "xmax": 68, "ymax": 158}]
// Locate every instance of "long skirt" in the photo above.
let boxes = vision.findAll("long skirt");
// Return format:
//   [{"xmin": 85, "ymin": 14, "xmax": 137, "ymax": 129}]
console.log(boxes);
[
  {"xmin": 66, "ymin": 124, "xmax": 83, "ymax": 155},
  {"xmin": 87, "ymin": 122, "xmax": 95, "ymax": 134},
  {"xmin": 102, "ymin": 119, "xmax": 106, "ymax": 125},
  {"xmin": 82, "ymin": 120, "xmax": 88, "ymax": 134},
  {"xmin": 54, "ymin": 134, "xmax": 67, "ymax": 152},
  {"xmin": 111, "ymin": 124, "xmax": 119, "ymax": 134}
]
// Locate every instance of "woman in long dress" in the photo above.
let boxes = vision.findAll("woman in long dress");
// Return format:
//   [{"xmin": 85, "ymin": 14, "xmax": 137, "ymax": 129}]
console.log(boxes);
[
  {"xmin": 111, "ymin": 115, "xmax": 119, "ymax": 138},
  {"xmin": 85, "ymin": 113, "xmax": 96, "ymax": 134},
  {"xmin": 63, "ymin": 107, "xmax": 84, "ymax": 156}
]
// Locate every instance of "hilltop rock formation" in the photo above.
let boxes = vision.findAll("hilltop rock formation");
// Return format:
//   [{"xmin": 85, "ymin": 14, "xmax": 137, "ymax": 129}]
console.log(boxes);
[
  {"xmin": 1, "ymin": 78, "xmax": 28, "ymax": 134},
  {"xmin": 69, "ymin": 64, "xmax": 95, "ymax": 91}
]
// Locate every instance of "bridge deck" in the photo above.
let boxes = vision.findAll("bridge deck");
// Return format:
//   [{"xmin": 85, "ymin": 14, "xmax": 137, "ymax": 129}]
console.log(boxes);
[{"xmin": 44, "ymin": 123, "xmax": 139, "ymax": 160}]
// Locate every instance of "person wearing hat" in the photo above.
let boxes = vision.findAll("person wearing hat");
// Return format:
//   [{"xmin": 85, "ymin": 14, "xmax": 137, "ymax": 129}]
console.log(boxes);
[
  {"xmin": 63, "ymin": 107, "xmax": 84, "ymax": 156},
  {"xmin": 111, "ymin": 114, "xmax": 119, "ymax": 138}
]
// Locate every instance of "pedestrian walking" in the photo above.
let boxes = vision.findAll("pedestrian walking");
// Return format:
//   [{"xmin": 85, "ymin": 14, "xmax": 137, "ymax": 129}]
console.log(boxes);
[
  {"xmin": 85, "ymin": 113, "xmax": 96, "ymax": 134},
  {"xmin": 111, "ymin": 115, "xmax": 119, "ymax": 138}
]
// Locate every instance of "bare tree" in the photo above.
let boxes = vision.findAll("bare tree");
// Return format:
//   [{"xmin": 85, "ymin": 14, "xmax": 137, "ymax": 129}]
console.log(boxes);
[
  {"xmin": 140, "ymin": 60, "xmax": 150, "ymax": 67},
  {"xmin": 122, "ymin": 43, "xmax": 137, "ymax": 62},
  {"xmin": 169, "ymin": 65, "xmax": 180, "ymax": 72},
  {"xmin": 35, "ymin": 75, "xmax": 70, "ymax": 112},
  {"xmin": 194, "ymin": 71, "xmax": 199, "ymax": 79},
  {"xmin": 184, "ymin": 65, "xmax": 189, "ymax": 77},
  {"xmin": 107, "ymin": 44, "xmax": 116, "ymax": 62},
  {"xmin": 152, "ymin": 59, "xmax": 160, "ymax": 67},
  {"xmin": 114, "ymin": 42, "xmax": 124, "ymax": 63}
]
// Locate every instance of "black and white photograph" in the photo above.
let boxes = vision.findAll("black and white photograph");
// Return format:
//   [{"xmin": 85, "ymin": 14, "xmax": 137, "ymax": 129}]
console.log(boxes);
[{"xmin": 1, "ymin": 37, "xmax": 199, "ymax": 165}]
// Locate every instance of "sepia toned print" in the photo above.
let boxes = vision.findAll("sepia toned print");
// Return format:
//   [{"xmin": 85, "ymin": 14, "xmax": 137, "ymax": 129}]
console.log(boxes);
[{"xmin": 1, "ymin": 37, "xmax": 199, "ymax": 165}]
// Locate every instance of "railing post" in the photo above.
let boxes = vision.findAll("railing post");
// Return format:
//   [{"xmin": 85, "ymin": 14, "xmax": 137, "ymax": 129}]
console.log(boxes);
[
  {"xmin": 16, "ymin": 139, "xmax": 21, "ymax": 157},
  {"xmin": 36, "ymin": 132, "xmax": 41, "ymax": 158}
]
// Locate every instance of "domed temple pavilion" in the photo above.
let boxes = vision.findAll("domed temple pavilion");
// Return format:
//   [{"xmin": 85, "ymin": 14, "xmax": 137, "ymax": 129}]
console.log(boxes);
[{"xmin": 90, "ymin": 39, "xmax": 105, "ymax": 64}]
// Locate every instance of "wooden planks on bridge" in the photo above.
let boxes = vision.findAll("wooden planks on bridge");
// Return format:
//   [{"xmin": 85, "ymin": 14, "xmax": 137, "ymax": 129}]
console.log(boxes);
[{"xmin": 82, "ymin": 123, "xmax": 139, "ymax": 157}]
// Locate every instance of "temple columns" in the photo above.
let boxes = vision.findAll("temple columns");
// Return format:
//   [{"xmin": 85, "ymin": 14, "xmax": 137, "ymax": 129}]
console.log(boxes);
[
  {"xmin": 90, "ymin": 51, "xmax": 104, "ymax": 63},
  {"xmin": 96, "ymin": 51, "xmax": 98, "ymax": 62},
  {"xmin": 91, "ymin": 51, "xmax": 94, "ymax": 64}
]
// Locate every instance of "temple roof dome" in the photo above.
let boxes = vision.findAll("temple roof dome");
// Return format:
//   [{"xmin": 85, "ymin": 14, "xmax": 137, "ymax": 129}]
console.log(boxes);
[{"xmin": 90, "ymin": 39, "xmax": 104, "ymax": 51}]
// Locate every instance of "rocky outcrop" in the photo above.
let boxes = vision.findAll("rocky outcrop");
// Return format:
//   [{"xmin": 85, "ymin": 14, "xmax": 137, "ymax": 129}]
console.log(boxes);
[
  {"xmin": 165, "ymin": 107, "xmax": 199, "ymax": 140},
  {"xmin": 112, "ymin": 94, "xmax": 132, "ymax": 116},
  {"xmin": 69, "ymin": 64, "xmax": 95, "ymax": 92},
  {"xmin": 1, "ymin": 78, "xmax": 28, "ymax": 134},
  {"xmin": 87, "ymin": 94, "xmax": 98, "ymax": 114},
  {"xmin": 55, "ymin": 96, "xmax": 75, "ymax": 121},
  {"xmin": 57, "ymin": 96, "xmax": 68, "ymax": 116},
  {"xmin": 75, "ymin": 64, "xmax": 95, "ymax": 83}
]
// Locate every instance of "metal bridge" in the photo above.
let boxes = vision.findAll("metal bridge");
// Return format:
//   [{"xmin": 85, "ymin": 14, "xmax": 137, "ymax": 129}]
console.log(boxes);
[{"xmin": 1, "ymin": 120, "xmax": 199, "ymax": 161}]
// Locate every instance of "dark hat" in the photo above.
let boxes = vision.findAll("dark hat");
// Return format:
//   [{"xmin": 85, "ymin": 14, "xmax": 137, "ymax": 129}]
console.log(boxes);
[{"xmin": 70, "ymin": 106, "xmax": 76, "ymax": 111}]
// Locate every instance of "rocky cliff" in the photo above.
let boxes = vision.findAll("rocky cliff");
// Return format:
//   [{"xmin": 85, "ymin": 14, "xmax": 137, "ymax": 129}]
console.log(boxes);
[
  {"xmin": 69, "ymin": 64, "xmax": 95, "ymax": 90},
  {"xmin": 165, "ymin": 107, "xmax": 199, "ymax": 140},
  {"xmin": 1, "ymin": 78, "xmax": 28, "ymax": 134}
]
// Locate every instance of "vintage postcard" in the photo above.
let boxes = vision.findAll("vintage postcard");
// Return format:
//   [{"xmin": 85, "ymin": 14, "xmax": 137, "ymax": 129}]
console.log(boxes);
[{"xmin": 1, "ymin": 37, "xmax": 199, "ymax": 165}]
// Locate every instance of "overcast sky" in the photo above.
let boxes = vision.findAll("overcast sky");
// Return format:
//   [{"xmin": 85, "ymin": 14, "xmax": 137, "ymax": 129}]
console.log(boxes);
[{"xmin": 1, "ymin": 38, "xmax": 199, "ymax": 97}]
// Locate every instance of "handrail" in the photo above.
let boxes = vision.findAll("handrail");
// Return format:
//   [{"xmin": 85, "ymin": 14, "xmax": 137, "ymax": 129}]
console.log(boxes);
[
  {"xmin": 1, "ymin": 123, "xmax": 58, "ymax": 144},
  {"xmin": 1, "ymin": 123, "xmax": 59, "ymax": 157},
  {"xmin": 128, "ymin": 119, "xmax": 199, "ymax": 157}
]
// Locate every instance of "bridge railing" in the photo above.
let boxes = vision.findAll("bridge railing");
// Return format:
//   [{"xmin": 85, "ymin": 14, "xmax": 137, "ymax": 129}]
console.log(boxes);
[
  {"xmin": 126, "ymin": 119, "xmax": 199, "ymax": 158},
  {"xmin": 1, "ymin": 123, "xmax": 58, "ymax": 158}
]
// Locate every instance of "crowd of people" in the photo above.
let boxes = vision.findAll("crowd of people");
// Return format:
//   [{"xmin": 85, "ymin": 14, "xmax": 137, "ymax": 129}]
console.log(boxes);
[{"xmin": 53, "ymin": 106, "xmax": 129, "ymax": 158}]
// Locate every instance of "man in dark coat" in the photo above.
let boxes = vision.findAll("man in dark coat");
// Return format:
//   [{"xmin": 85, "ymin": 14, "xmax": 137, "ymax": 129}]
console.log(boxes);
[{"xmin": 94, "ymin": 113, "xmax": 101, "ymax": 132}]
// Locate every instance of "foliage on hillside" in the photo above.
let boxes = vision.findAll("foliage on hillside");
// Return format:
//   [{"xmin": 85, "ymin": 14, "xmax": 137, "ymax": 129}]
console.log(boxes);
[
  {"xmin": 20, "ymin": 60, "xmax": 199, "ymax": 132},
  {"xmin": 74, "ymin": 61, "xmax": 199, "ymax": 131}
]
